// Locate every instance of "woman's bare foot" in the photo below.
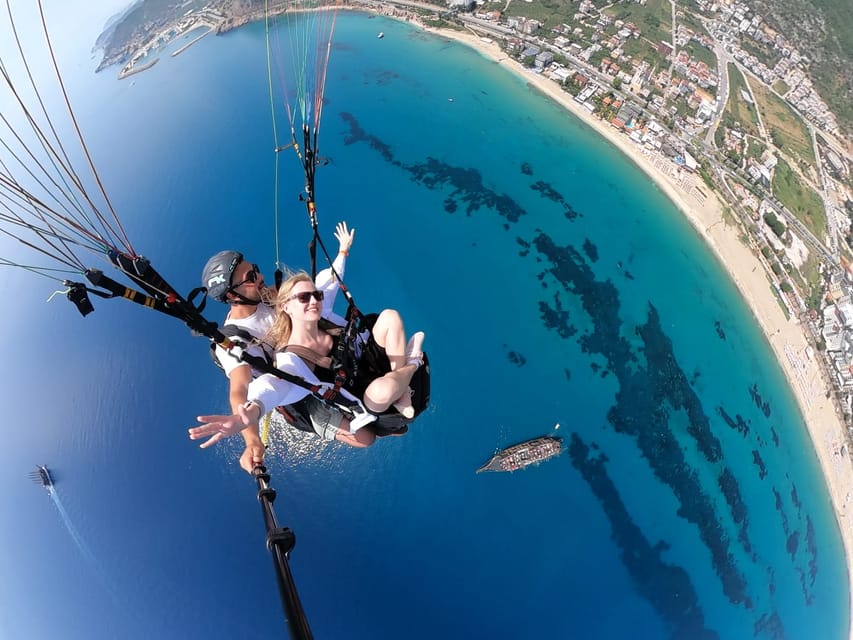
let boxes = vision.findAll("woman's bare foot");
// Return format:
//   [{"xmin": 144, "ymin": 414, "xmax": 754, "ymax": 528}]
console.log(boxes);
[{"xmin": 392, "ymin": 387, "xmax": 415, "ymax": 419}]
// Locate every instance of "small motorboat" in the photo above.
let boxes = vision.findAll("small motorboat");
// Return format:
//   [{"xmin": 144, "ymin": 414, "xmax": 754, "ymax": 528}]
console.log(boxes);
[{"xmin": 29, "ymin": 464, "xmax": 54, "ymax": 488}]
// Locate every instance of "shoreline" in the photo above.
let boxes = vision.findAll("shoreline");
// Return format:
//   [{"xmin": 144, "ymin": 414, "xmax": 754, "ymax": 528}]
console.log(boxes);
[{"xmin": 424, "ymin": 23, "xmax": 853, "ymax": 637}]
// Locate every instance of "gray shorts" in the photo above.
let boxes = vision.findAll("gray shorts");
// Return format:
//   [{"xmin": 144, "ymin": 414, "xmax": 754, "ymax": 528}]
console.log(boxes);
[{"xmin": 302, "ymin": 395, "xmax": 345, "ymax": 441}]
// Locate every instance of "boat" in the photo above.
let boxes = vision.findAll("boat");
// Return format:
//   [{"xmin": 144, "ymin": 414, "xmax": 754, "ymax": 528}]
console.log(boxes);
[
  {"xmin": 28, "ymin": 464, "xmax": 54, "ymax": 488},
  {"xmin": 477, "ymin": 436, "xmax": 563, "ymax": 473},
  {"xmin": 377, "ymin": 32, "xmax": 384, "ymax": 39}
]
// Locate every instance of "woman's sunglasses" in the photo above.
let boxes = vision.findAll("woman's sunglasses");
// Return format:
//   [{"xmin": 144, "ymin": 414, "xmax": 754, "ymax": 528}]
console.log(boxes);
[{"xmin": 287, "ymin": 290, "xmax": 324, "ymax": 304}]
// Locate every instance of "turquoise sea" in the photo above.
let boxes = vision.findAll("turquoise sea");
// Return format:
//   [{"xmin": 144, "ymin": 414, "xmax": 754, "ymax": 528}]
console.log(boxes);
[{"xmin": 0, "ymin": 8, "xmax": 848, "ymax": 640}]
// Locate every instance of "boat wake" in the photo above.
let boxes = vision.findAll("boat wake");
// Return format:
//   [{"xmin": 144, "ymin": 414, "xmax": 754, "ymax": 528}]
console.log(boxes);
[
  {"xmin": 47, "ymin": 486, "xmax": 100, "ymax": 569},
  {"xmin": 46, "ymin": 485, "xmax": 176, "ymax": 635},
  {"xmin": 46, "ymin": 486, "xmax": 134, "ymax": 621}
]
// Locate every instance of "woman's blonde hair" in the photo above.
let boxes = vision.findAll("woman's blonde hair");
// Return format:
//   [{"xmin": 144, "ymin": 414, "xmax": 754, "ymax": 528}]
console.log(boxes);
[{"xmin": 266, "ymin": 271, "xmax": 314, "ymax": 350}]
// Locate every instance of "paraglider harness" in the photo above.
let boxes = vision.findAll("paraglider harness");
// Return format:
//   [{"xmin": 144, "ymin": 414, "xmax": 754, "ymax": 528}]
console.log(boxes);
[
  {"xmin": 206, "ymin": 311, "xmax": 385, "ymax": 433},
  {"xmin": 209, "ymin": 309, "xmax": 428, "ymax": 436},
  {"xmin": 60, "ymin": 248, "xmax": 377, "ymax": 430}
]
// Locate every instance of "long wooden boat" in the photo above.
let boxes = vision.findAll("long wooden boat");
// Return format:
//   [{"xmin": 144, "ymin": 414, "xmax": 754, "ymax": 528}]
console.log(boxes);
[{"xmin": 477, "ymin": 436, "xmax": 563, "ymax": 473}]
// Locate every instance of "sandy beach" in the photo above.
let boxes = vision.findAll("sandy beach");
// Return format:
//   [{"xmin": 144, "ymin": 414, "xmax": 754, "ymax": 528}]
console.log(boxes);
[{"xmin": 423, "ymin": 24, "xmax": 853, "ymax": 635}]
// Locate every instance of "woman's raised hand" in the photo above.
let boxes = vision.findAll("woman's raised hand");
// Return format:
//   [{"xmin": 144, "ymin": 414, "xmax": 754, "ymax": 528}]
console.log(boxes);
[{"xmin": 335, "ymin": 221, "xmax": 355, "ymax": 255}]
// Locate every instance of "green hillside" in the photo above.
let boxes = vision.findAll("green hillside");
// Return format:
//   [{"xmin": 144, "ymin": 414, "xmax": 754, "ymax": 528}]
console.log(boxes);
[{"xmin": 752, "ymin": 0, "xmax": 853, "ymax": 135}]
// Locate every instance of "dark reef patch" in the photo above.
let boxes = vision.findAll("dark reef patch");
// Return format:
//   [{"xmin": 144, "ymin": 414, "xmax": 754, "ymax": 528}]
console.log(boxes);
[
  {"xmin": 752, "ymin": 450, "xmax": 768, "ymax": 480},
  {"xmin": 616, "ymin": 259, "xmax": 636, "ymax": 280},
  {"xmin": 529, "ymin": 180, "xmax": 581, "ymax": 220},
  {"xmin": 718, "ymin": 467, "xmax": 753, "ymax": 553},
  {"xmin": 773, "ymin": 488, "xmax": 789, "ymax": 532},
  {"xmin": 796, "ymin": 566, "xmax": 813, "ymax": 606},
  {"xmin": 538, "ymin": 291, "xmax": 577, "ymax": 339},
  {"xmin": 754, "ymin": 611, "xmax": 786, "ymax": 640},
  {"xmin": 340, "ymin": 112, "xmax": 396, "ymax": 163},
  {"xmin": 806, "ymin": 515, "xmax": 818, "ymax": 591},
  {"xmin": 507, "ymin": 350, "xmax": 527, "ymax": 367},
  {"xmin": 775, "ymin": 491, "xmax": 816, "ymax": 604},
  {"xmin": 517, "ymin": 237, "xmax": 531, "ymax": 257},
  {"xmin": 790, "ymin": 485, "xmax": 801, "ymax": 509},
  {"xmin": 714, "ymin": 320, "xmax": 727, "ymax": 340},
  {"xmin": 409, "ymin": 158, "xmax": 526, "ymax": 222},
  {"xmin": 786, "ymin": 531, "xmax": 799, "ymax": 558},
  {"xmin": 749, "ymin": 383, "xmax": 772, "ymax": 418},
  {"xmin": 718, "ymin": 406, "xmax": 750, "ymax": 437},
  {"xmin": 582, "ymin": 239, "xmax": 598, "ymax": 262},
  {"xmin": 568, "ymin": 433, "xmax": 719, "ymax": 640},
  {"xmin": 372, "ymin": 69, "xmax": 400, "ymax": 86},
  {"xmin": 340, "ymin": 112, "xmax": 526, "ymax": 223},
  {"xmin": 520, "ymin": 161, "xmax": 533, "ymax": 175}
]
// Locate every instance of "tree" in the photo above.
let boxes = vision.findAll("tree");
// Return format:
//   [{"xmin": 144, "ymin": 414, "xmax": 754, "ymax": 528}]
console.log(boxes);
[
  {"xmin": 763, "ymin": 211, "xmax": 786, "ymax": 238},
  {"xmin": 770, "ymin": 128, "xmax": 784, "ymax": 149},
  {"xmin": 806, "ymin": 285, "xmax": 825, "ymax": 311},
  {"xmin": 612, "ymin": 76, "xmax": 622, "ymax": 90}
]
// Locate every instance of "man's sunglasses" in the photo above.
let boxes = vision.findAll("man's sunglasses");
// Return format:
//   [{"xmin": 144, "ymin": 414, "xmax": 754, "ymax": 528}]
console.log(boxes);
[{"xmin": 230, "ymin": 263, "xmax": 260, "ymax": 289}]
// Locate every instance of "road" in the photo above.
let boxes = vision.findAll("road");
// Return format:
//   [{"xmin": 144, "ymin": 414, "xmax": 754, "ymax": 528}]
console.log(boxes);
[{"xmin": 668, "ymin": 0, "xmax": 677, "ymax": 79}]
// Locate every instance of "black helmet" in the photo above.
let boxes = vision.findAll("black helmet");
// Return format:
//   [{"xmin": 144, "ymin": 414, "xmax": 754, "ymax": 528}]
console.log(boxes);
[{"xmin": 202, "ymin": 250, "xmax": 243, "ymax": 302}]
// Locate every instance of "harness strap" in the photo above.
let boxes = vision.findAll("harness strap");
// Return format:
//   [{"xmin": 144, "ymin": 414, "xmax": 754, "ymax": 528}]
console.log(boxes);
[
  {"xmin": 281, "ymin": 339, "xmax": 346, "ymax": 402},
  {"xmin": 217, "ymin": 324, "xmax": 274, "ymax": 367},
  {"xmin": 323, "ymin": 378, "xmax": 344, "ymax": 402},
  {"xmin": 281, "ymin": 344, "xmax": 332, "ymax": 370}
]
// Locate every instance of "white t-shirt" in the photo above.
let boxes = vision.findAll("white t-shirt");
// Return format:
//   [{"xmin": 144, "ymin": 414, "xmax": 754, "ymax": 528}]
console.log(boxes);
[{"xmin": 215, "ymin": 304, "xmax": 276, "ymax": 378}]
